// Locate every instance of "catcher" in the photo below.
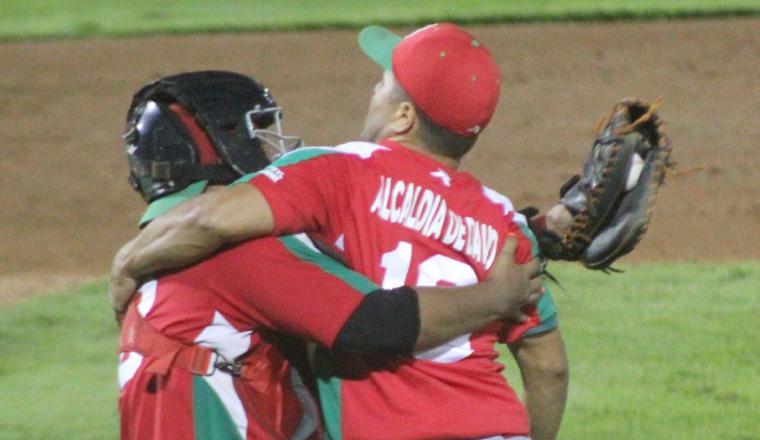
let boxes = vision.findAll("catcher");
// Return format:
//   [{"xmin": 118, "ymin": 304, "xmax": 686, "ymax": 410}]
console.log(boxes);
[
  {"xmin": 525, "ymin": 97, "xmax": 672, "ymax": 270},
  {"xmin": 116, "ymin": 70, "xmax": 549, "ymax": 440}
]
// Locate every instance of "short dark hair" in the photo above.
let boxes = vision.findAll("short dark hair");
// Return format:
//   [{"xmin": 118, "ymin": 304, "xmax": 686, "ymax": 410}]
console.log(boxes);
[
  {"xmin": 413, "ymin": 106, "xmax": 478, "ymax": 159},
  {"xmin": 390, "ymin": 82, "xmax": 477, "ymax": 160}
]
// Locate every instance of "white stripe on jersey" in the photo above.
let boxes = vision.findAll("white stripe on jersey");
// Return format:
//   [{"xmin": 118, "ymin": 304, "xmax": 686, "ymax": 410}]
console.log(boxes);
[
  {"xmin": 481, "ymin": 186, "xmax": 527, "ymax": 225},
  {"xmin": 194, "ymin": 311, "xmax": 252, "ymax": 440},
  {"xmin": 334, "ymin": 141, "xmax": 389, "ymax": 158},
  {"xmin": 291, "ymin": 233, "xmax": 322, "ymax": 253},
  {"xmin": 281, "ymin": 142, "xmax": 389, "ymax": 161},
  {"xmin": 137, "ymin": 280, "xmax": 158, "ymax": 317},
  {"xmin": 118, "ymin": 280, "xmax": 159, "ymax": 390},
  {"xmin": 194, "ymin": 311, "xmax": 252, "ymax": 362},
  {"xmin": 415, "ymin": 333, "xmax": 473, "ymax": 364},
  {"xmin": 118, "ymin": 352, "xmax": 144, "ymax": 390}
]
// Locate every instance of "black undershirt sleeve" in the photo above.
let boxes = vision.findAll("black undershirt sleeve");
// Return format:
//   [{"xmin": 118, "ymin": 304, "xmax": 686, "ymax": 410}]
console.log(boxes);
[{"xmin": 332, "ymin": 286, "xmax": 420, "ymax": 355}]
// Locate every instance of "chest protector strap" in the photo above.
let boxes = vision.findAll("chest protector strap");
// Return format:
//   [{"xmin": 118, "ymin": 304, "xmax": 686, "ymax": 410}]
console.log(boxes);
[{"xmin": 119, "ymin": 304, "xmax": 283, "ymax": 388}]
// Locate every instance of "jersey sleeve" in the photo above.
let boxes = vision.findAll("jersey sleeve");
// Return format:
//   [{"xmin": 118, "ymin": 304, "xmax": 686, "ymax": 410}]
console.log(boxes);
[
  {"xmin": 219, "ymin": 235, "xmax": 378, "ymax": 348},
  {"xmin": 236, "ymin": 147, "xmax": 351, "ymax": 236},
  {"xmin": 498, "ymin": 221, "xmax": 559, "ymax": 344}
]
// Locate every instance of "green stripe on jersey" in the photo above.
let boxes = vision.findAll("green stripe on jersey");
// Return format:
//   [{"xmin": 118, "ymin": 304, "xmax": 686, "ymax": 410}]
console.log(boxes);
[
  {"xmin": 518, "ymin": 223, "xmax": 559, "ymax": 336},
  {"xmin": 313, "ymin": 346, "xmax": 343, "ymax": 440},
  {"xmin": 192, "ymin": 376, "xmax": 245, "ymax": 440},
  {"xmin": 278, "ymin": 235, "xmax": 378, "ymax": 294},
  {"xmin": 278, "ymin": 234, "xmax": 379, "ymax": 440},
  {"xmin": 524, "ymin": 293, "xmax": 559, "ymax": 337},
  {"xmin": 234, "ymin": 147, "xmax": 342, "ymax": 184}
]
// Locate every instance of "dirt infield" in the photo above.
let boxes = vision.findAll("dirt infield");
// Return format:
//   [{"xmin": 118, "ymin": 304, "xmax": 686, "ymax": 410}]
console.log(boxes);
[{"xmin": 1, "ymin": 18, "xmax": 758, "ymax": 303}]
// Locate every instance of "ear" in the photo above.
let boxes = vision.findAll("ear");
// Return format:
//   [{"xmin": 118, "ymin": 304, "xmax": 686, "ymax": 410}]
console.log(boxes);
[{"xmin": 389, "ymin": 102, "xmax": 416, "ymax": 135}]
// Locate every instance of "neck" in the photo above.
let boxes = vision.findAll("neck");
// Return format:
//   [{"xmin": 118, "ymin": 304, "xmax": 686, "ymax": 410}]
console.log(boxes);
[{"xmin": 385, "ymin": 134, "xmax": 461, "ymax": 169}]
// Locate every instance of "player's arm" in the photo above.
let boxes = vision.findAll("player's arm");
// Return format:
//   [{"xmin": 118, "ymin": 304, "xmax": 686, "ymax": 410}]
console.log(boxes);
[
  {"xmin": 110, "ymin": 184, "xmax": 273, "ymax": 314},
  {"xmin": 334, "ymin": 237, "xmax": 544, "ymax": 353},
  {"xmin": 253, "ymin": 235, "xmax": 543, "ymax": 354},
  {"xmin": 499, "ymin": 221, "xmax": 568, "ymax": 440},
  {"xmin": 509, "ymin": 328, "xmax": 569, "ymax": 440},
  {"xmin": 110, "ymin": 149, "xmax": 342, "ymax": 315},
  {"xmin": 415, "ymin": 236, "xmax": 543, "ymax": 348}
]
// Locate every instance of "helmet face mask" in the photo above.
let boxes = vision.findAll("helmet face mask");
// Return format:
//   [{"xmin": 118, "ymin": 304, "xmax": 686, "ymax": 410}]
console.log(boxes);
[{"xmin": 245, "ymin": 104, "xmax": 302, "ymax": 162}]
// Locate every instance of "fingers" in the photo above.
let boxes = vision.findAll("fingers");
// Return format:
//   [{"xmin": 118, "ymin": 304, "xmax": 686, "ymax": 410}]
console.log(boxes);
[
  {"xmin": 486, "ymin": 235, "xmax": 518, "ymax": 280},
  {"xmin": 528, "ymin": 276, "xmax": 544, "ymax": 296},
  {"xmin": 505, "ymin": 275, "xmax": 545, "ymax": 324},
  {"xmin": 523, "ymin": 258, "xmax": 541, "ymax": 277},
  {"xmin": 523, "ymin": 276, "xmax": 545, "ymax": 307},
  {"xmin": 501, "ymin": 235, "xmax": 518, "ymax": 255},
  {"xmin": 109, "ymin": 275, "xmax": 137, "ymax": 320}
]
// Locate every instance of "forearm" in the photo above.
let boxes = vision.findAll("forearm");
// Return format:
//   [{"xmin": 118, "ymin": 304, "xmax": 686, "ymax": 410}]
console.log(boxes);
[
  {"xmin": 109, "ymin": 185, "xmax": 275, "ymax": 317},
  {"xmin": 115, "ymin": 184, "xmax": 274, "ymax": 280},
  {"xmin": 415, "ymin": 282, "xmax": 505, "ymax": 351},
  {"xmin": 114, "ymin": 204, "xmax": 222, "ymax": 280},
  {"xmin": 414, "ymin": 237, "xmax": 545, "ymax": 350},
  {"xmin": 513, "ymin": 329, "xmax": 569, "ymax": 440}
]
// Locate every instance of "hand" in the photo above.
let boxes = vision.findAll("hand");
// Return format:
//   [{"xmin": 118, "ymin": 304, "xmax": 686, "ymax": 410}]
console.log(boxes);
[
  {"xmin": 109, "ymin": 269, "xmax": 137, "ymax": 326},
  {"xmin": 545, "ymin": 204, "xmax": 573, "ymax": 235},
  {"xmin": 109, "ymin": 240, "xmax": 139, "ymax": 326},
  {"xmin": 488, "ymin": 235, "xmax": 545, "ymax": 322}
]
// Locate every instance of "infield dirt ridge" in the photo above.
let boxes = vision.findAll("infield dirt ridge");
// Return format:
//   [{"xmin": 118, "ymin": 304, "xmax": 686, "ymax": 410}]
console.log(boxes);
[{"xmin": 1, "ymin": 18, "xmax": 758, "ymax": 294}]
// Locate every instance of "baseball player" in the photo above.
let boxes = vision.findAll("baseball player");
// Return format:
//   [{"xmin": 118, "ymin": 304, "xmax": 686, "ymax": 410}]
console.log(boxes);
[
  {"xmin": 116, "ymin": 71, "xmax": 547, "ymax": 440},
  {"xmin": 111, "ymin": 24, "xmax": 569, "ymax": 440}
]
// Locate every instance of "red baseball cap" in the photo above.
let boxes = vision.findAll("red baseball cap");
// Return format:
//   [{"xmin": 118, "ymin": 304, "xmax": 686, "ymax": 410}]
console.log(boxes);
[{"xmin": 359, "ymin": 23, "xmax": 501, "ymax": 137}]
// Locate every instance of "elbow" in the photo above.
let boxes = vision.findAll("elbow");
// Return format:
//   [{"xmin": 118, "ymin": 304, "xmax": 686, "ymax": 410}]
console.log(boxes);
[
  {"xmin": 542, "ymin": 358, "xmax": 569, "ymax": 384},
  {"xmin": 519, "ymin": 332, "xmax": 570, "ymax": 384},
  {"xmin": 521, "ymin": 355, "xmax": 569, "ymax": 396},
  {"xmin": 532, "ymin": 350, "xmax": 569, "ymax": 385}
]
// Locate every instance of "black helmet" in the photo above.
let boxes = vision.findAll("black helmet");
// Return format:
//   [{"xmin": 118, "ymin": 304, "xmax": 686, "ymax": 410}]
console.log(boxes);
[{"xmin": 124, "ymin": 71, "xmax": 300, "ymax": 202}]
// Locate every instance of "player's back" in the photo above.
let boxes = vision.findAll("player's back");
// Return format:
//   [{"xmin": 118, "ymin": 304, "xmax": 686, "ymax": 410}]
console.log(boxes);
[
  {"xmin": 247, "ymin": 140, "xmax": 545, "ymax": 439},
  {"xmin": 118, "ymin": 236, "xmax": 366, "ymax": 440},
  {"xmin": 133, "ymin": 236, "xmax": 360, "ymax": 348}
]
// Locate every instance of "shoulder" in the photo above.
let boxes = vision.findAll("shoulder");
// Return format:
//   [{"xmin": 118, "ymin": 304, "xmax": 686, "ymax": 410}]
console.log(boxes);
[
  {"xmin": 480, "ymin": 185, "xmax": 527, "ymax": 226},
  {"xmin": 332, "ymin": 141, "xmax": 391, "ymax": 159},
  {"xmin": 273, "ymin": 141, "xmax": 390, "ymax": 166},
  {"xmin": 236, "ymin": 142, "xmax": 391, "ymax": 183}
]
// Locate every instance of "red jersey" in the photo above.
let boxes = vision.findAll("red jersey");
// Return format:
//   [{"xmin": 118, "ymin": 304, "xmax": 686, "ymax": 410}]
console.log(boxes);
[
  {"xmin": 118, "ymin": 235, "xmax": 378, "ymax": 440},
  {"xmin": 247, "ymin": 140, "xmax": 557, "ymax": 439}
]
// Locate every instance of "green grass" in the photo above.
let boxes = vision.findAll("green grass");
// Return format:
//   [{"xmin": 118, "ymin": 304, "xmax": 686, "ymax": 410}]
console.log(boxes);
[
  {"xmin": 1, "ymin": 261, "xmax": 758, "ymax": 439},
  {"xmin": 0, "ymin": 281, "xmax": 120, "ymax": 440},
  {"xmin": 501, "ymin": 261, "xmax": 760, "ymax": 439},
  {"xmin": 1, "ymin": 0, "xmax": 758, "ymax": 41}
]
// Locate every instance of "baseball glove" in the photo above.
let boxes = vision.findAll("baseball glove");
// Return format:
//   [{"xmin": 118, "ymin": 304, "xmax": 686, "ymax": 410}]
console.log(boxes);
[{"xmin": 528, "ymin": 97, "xmax": 673, "ymax": 270}]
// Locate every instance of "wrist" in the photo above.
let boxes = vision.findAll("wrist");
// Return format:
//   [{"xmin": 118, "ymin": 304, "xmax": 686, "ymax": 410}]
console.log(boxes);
[{"xmin": 482, "ymin": 279, "xmax": 513, "ymax": 319}]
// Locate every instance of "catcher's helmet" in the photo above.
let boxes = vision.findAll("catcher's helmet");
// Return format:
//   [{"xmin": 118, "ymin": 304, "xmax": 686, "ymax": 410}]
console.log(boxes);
[{"xmin": 124, "ymin": 71, "xmax": 300, "ymax": 202}]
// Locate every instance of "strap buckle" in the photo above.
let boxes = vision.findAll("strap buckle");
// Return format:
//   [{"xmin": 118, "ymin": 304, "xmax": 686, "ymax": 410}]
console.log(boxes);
[{"xmin": 214, "ymin": 356, "xmax": 243, "ymax": 377}]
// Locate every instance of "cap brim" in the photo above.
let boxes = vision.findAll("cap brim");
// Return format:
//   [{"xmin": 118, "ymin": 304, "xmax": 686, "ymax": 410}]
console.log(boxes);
[
  {"xmin": 138, "ymin": 180, "xmax": 209, "ymax": 228},
  {"xmin": 358, "ymin": 25, "xmax": 402, "ymax": 70}
]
